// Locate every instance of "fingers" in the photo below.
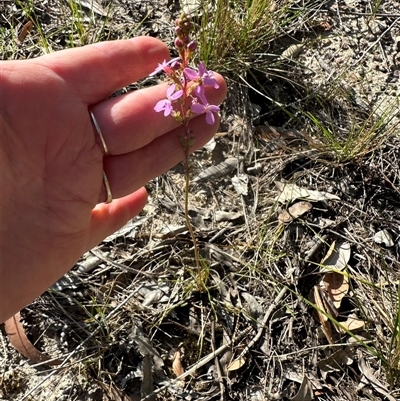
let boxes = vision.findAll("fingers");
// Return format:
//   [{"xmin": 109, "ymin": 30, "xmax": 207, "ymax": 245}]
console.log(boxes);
[
  {"xmin": 39, "ymin": 37, "xmax": 170, "ymax": 104},
  {"xmin": 100, "ymin": 113, "xmax": 220, "ymax": 201},
  {"xmin": 90, "ymin": 73, "xmax": 227, "ymax": 156},
  {"xmin": 88, "ymin": 188, "xmax": 148, "ymax": 250}
]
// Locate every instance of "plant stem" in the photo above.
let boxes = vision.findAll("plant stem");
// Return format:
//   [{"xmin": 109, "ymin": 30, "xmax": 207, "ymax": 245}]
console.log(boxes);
[{"xmin": 182, "ymin": 124, "xmax": 202, "ymax": 289}]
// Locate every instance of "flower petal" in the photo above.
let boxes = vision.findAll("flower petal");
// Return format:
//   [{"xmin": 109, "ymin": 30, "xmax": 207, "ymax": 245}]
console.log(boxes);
[
  {"xmin": 170, "ymin": 89, "xmax": 183, "ymax": 100},
  {"xmin": 149, "ymin": 60, "xmax": 167, "ymax": 77},
  {"xmin": 194, "ymin": 85, "xmax": 208, "ymax": 105},
  {"xmin": 206, "ymin": 111, "xmax": 215, "ymax": 125},
  {"xmin": 163, "ymin": 102, "xmax": 172, "ymax": 116},
  {"xmin": 191, "ymin": 103, "xmax": 206, "ymax": 114},
  {"xmin": 166, "ymin": 84, "xmax": 176, "ymax": 97},
  {"xmin": 149, "ymin": 58, "xmax": 181, "ymax": 76},
  {"xmin": 208, "ymin": 104, "xmax": 220, "ymax": 113},
  {"xmin": 198, "ymin": 62, "xmax": 206, "ymax": 76},
  {"xmin": 154, "ymin": 99, "xmax": 167, "ymax": 112},
  {"xmin": 183, "ymin": 67, "xmax": 199, "ymax": 80}
]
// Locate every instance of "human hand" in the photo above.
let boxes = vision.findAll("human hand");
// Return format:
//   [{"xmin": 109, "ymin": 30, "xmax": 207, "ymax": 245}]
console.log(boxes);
[{"xmin": 0, "ymin": 36, "xmax": 226, "ymax": 322}]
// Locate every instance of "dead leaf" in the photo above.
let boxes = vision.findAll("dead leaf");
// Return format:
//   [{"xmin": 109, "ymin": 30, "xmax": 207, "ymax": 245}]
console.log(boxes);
[
  {"xmin": 241, "ymin": 292, "xmax": 264, "ymax": 321},
  {"xmin": 339, "ymin": 314, "xmax": 365, "ymax": 333},
  {"xmin": 278, "ymin": 201, "xmax": 312, "ymax": 224},
  {"xmin": 317, "ymin": 286, "xmax": 339, "ymax": 318},
  {"xmin": 4, "ymin": 312, "xmax": 62, "ymax": 366},
  {"xmin": 373, "ymin": 229, "xmax": 394, "ymax": 247},
  {"xmin": 206, "ymin": 243, "xmax": 244, "ymax": 267},
  {"xmin": 232, "ymin": 174, "xmax": 249, "ymax": 196},
  {"xmin": 215, "ymin": 210, "xmax": 243, "ymax": 222},
  {"xmin": 194, "ymin": 158, "xmax": 238, "ymax": 183},
  {"xmin": 323, "ymin": 272, "xmax": 349, "ymax": 309},
  {"xmin": 227, "ymin": 356, "xmax": 246, "ymax": 371},
  {"xmin": 17, "ymin": 21, "xmax": 33, "ymax": 44},
  {"xmin": 138, "ymin": 282, "xmax": 170, "ymax": 306},
  {"xmin": 203, "ymin": 137, "xmax": 216, "ymax": 151},
  {"xmin": 313, "ymin": 287, "xmax": 334, "ymax": 344},
  {"xmin": 358, "ymin": 352, "xmax": 397, "ymax": 401},
  {"xmin": 220, "ymin": 349, "xmax": 233, "ymax": 374},
  {"xmin": 76, "ymin": 254, "xmax": 103, "ymax": 273},
  {"xmin": 275, "ymin": 182, "xmax": 340, "ymax": 204},
  {"xmin": 172, "ymin": 348, "xmax": 185, "ymax": 379},
  {"xmin": 320, "ymin": 241, "xmax": 351, "ymax": 272},
  {"xmin": 290, "ymin": 375, "xmax": 314, "ymax": 401},
  {"xmin": 318, "ymin": 347, "xmax": 355, "ymax": 379}
]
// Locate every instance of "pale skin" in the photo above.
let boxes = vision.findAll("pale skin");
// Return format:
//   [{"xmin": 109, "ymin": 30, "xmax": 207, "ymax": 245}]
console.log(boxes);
[{"xmin": 0, "ymin": 36, "xmax": 227, "ymax": 323}]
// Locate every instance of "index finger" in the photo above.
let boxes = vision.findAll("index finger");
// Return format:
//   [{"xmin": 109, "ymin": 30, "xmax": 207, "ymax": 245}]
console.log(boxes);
[{"xmin": 36, "ymin": 37, "xmax": 170, "ymax": 104}]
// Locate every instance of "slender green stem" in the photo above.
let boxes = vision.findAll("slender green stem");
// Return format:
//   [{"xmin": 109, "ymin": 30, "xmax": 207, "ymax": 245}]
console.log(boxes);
[
  {"xmin": 173, "ymin": 14, "xmax": 203, "ymax": 289},
  {"xmin": 182, "ymin": 125, "xmax": 202, "ymax": 289}
]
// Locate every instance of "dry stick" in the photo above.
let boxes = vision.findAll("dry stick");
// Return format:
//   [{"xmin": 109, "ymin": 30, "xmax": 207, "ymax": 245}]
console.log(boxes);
[
  {"xmin": 20, "ymin": 284, "xmax": 144, "ymax": 401},
  {"xmin": 237, "ymin": 286, "xmax": 288, "ymax": 361},
  {"xmin": 211, "ymin": 318, "xmax": 226, "ymax": 401}
]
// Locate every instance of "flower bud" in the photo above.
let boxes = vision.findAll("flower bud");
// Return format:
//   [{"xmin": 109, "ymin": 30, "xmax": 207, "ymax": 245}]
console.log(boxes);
[
  {"xmin": 171, "ymin": 60, "xmax": 181, "ymax": 70},
  {"xmin": 187, "ymin": 40, "xmax": 197, "ymax": 51},
  {"xmin": 174, "ymin": 38, "xmax": 183, "ymax": 48},
  {"xmin": 175, "ymin": 26, "xmax": 182, "ymax": 35}
]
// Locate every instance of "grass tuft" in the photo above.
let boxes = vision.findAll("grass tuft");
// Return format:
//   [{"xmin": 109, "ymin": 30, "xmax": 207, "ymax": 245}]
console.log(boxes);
[
  {"xmin": 191, "ymin": 0, "xmax": 292, "ymax": 75},
  {"xmin": 301, "ymin": 92, "xmax": 400, "ymax": 162}
]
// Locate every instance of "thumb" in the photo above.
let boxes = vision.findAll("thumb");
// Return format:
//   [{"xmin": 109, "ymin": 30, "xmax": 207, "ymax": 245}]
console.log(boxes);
[{"xmin": 88, "ymin": 187, "xmax": 148, "ymax": 249}]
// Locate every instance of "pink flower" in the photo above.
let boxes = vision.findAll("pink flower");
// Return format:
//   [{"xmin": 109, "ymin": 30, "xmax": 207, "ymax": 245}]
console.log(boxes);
[
  {"xmin": 183, "ymin": 62, "xmax": 219, "ymax": 88},
  {"xmin": 154, "ymin": 84, "xmax": 183, "ymax": 116},
  {"xmin": 193, "ymin": 85, "xmax": 208, "ymax": 105},
  {"xmin": 191, "ymin": 102, "xmax": 220, "ymax": 125},
  {"xmin": 149, "ymin": 58, "xmax": 180, "ymax": 76}
]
